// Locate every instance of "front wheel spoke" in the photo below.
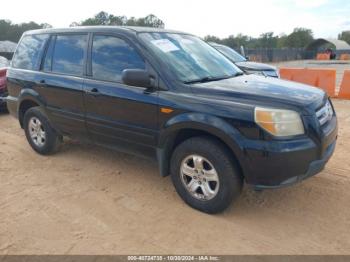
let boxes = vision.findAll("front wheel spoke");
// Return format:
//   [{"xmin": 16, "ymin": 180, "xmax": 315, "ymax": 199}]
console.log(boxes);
[
  {"xmin": 193, "ymin": 156, "xmax": 204, "ymax": 170},
  {"xmin": 39, "ymin": 131, "xmax": 45, "ymax": 139},
  {"xmin": 181, "ymin": 164, "xmax": 195, "ymax": 177},
  {"xmin": 201, "ymin": 183, "xmax": 214, "ymax": 198},
  {"xmin": 30, "ymin": 121, "xmax": 38, "ymax": 129},
  {"xmin": 30, "ymin": 132, "xmax": 37, "ymax": 139},
  {"xmin": 203, "ymin": 169, "xmax": 219, "ymax": 182},
  {"xmin": 187, "ymin": 179, "xmax": 199, "ymax": 193}
]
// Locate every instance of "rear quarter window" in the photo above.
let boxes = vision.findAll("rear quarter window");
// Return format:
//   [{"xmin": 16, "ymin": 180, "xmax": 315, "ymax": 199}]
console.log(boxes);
[{"xmin": 12, "ymin": 34, "xmax": 49, "ymax": 70}]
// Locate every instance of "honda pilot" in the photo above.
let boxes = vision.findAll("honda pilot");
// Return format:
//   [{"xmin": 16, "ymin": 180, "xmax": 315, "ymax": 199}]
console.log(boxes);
[{"xmin": 5, "ymin": 27, "xmax": 338, "ymax": 213}]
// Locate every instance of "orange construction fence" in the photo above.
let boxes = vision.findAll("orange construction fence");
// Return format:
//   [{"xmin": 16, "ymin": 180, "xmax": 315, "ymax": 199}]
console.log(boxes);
[
  {"xmin": 338, "ymin": 70, "xmax": 350, "ymax": 99},
  {"xmin": 249, "ymin": 55, "xmax": 263, "ymax": 62},
  {"xmin": 316, "ymin": 53, "xmax": 330, "ymax": 60},
  {"xmin": 279, "ymin": 68, "xmax": 336, "ymax": 97},
  {"xmin": 340, "ymin": 54, "xmax": 350, "ymax": 60}
]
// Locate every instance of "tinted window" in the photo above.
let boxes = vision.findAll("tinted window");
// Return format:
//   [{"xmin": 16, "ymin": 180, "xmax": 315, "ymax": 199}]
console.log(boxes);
[
  {"xmin": 92, "ymin": 35, "xmax": 145, "ymax": 82},
  {"xmin": 52, "ymin": 34, "xmax": 87, "ymax": 76},
  {"xmin": 43, "ymin": 36, "xmax": 55, "ymax": 72},
  {"xmin": 12, "ymin": 34, "xmax": 48, "ymax": 70},
  {"xmin": 215, "ymin": 45, "xmax": 246, "ymax": 63}
]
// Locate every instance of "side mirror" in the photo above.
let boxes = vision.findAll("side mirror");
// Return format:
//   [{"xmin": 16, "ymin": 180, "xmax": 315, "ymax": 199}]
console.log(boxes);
[
  {"xmin": 245, "ymin": 56, "xmax": 250, "ymax": 61},
  {"xmin": 122, "ymin": 69, "xmax": 152, "ymax": 88}
]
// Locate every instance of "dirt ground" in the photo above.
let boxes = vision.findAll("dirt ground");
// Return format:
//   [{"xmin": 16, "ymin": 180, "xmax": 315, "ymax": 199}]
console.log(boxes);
[{"xmin": 0, "ymin": 100, "xmax": 350, "ymax": 255}]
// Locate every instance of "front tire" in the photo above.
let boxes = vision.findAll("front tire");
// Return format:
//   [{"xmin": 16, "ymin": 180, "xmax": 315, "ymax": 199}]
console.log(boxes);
[
  {"xmin": 23, "ymin": 107, "xmax": 62, "ymax": 155},
  {"xmin": 170, "ymin": 136, "xmax": 243, "ymax": 214}
]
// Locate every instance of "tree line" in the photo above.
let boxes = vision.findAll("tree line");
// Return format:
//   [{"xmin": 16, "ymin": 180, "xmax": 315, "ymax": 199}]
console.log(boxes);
[
  {"xmin": 0, "ymin": 11, "xmax": 349, "ymax": 50},
  {"xmin": 0, "ymin": 20, "xmax": 51, "ymax": 42},
  {"xmin": 339, "ymin": 31, "xmax": 350, "ymax": 45},
  {"xmin": 204, "ymin": 28, "xmax": 315, "ymax": 49},
  {"xmin": 0, "ymin": 11, "xmax": 164, "ymax": 43},
  {"xmin": 70, "ymin": 11, "xmax": 164, "ymax": 28}
]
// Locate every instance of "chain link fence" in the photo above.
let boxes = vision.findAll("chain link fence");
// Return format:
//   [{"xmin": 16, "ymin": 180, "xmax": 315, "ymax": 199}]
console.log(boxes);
[
  {"xmin": 244, "ymin": 48, "xmax": 316, "ymax": 62},
  {"xmin": 243, "ymin": 48, "xmax": 350, "ymax": 62}
]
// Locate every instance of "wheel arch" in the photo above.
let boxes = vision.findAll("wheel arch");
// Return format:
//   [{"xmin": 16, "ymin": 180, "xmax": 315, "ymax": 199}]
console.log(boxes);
[
  {"xmin": 157, "ymin": 113, "xmax": 247, "ymax": 178},
  {"xmin": 18, "ymin": 89, "xmax": 46, "ymax": 128}
]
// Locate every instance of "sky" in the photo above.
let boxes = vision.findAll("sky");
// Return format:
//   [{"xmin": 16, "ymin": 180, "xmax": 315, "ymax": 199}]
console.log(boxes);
[{"xmin": 1, "ymin": 0, "xmax": 349, "ymax": 39}]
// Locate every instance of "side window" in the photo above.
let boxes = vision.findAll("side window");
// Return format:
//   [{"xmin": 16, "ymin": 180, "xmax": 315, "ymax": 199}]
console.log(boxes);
[
  {"xmin": 51, "ymin": 34, "xmax": 87, "ymax": 76},
  {"xmin": 91, "ymin": 35, "xmax": 145, "ymax": 82},
  {"xmin": 43, "ymin": 36, "xmax": 55, "ymax": 72},
  {"xmin": 12, "ymin": 34, "xmax": 49, "ymax": 70}
]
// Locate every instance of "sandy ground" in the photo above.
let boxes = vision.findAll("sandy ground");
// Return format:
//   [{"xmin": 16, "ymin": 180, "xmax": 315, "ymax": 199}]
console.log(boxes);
[{"xmin": 0, "ymin": 100, "xmax": 350, "ymax": 255}]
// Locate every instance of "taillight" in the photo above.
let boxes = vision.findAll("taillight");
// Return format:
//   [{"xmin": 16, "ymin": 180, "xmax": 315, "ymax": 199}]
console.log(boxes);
[{"xmin": 0, "ymin": 68, "xmax": 7, "ymax": 91}]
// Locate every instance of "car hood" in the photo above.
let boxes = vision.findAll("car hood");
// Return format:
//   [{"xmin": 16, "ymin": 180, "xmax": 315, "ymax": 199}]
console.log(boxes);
[
  {"xmin": 236, "ymin": 61, "xmax": 276, "ymax": 71},
  {"xmin": 191, "ymin": 74, "xmax": 326, "ymax": 111}
]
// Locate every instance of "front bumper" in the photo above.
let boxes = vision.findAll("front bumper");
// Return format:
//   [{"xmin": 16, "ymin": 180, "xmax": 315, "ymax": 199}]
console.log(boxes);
[
  {"xmin": 243, "ymin": 114, "xmax": 338, "ymax": 189},
  {"xmin": 253, "ymin": 140, "xmax": 336, "ymax": 190}
]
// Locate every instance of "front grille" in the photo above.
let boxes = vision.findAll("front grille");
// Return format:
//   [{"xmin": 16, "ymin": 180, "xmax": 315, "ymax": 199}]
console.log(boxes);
[{"xmin": 316, "ymin": 100, "xmax": 333, "ymax": 126}]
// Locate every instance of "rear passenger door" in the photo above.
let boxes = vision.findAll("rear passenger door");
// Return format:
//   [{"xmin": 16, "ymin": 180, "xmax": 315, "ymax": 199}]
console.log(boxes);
[
  {"xmin": 39, "ymin": 34, "xmax": 88, "ymax": 139},
  {"xmin": 83, "ymin": 34, "xmax": 159, "ymax": 157}
]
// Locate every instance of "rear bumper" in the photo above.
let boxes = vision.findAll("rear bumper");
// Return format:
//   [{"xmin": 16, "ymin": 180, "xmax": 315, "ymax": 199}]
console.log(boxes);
[{"xmin": 0, "ymin": 93, "xmax": 7, "ymax": 110}]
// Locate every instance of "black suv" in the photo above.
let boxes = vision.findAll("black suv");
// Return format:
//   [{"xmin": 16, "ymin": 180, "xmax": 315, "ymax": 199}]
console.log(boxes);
[{"xmin": 6, "ymin": 27, "xmax": 337, "ymax": 213}]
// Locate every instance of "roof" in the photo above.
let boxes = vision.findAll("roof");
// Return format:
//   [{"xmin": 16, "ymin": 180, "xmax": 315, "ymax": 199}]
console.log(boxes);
[
  {"xmin": 306, "ymin": 38, "xmax": 350, "ymax": 51},
  {"xmin": 24, "ymin": 26, "xmax": 189, "ymax": 36},
  {"xmin": 0, "ymin": 40, "xmax": 17, "ymax": 52}
]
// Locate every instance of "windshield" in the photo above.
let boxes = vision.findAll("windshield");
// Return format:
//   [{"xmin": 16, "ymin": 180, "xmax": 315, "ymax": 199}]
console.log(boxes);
[
  {"xmin": 138, "ymin": 33, "xmax": 242, "ymax": 83},
  {"xmin": 214, "ymin": 45, "xmax": 246, "ymax": 63}
]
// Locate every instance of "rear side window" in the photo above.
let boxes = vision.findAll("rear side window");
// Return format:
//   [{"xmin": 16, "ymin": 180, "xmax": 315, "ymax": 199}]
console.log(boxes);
[
  {"xmin": 51, "ymin": 34, "xmax": 87, "ymax": 76},
  {"xmin": 91, "ymin": 35, "xmax": 145, "ymax": 82},
  {"xmin": 12, "ymin": 34, "xmax": 48, "ymax": 70}
]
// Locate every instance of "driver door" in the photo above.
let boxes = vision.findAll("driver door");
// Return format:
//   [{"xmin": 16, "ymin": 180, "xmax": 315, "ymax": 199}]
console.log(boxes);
[{"xmin": 83, "ymin": 34, "xmax": 159, "ymax": 157}]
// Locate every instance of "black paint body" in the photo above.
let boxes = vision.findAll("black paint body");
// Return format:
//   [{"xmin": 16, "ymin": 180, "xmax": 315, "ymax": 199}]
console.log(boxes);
[{"xmin": 6, "ymin": 27, "xmax": 338, "ymax": 188}]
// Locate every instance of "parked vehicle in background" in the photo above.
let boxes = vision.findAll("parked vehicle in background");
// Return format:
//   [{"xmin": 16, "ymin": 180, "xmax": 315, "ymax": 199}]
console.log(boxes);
[
  {"xmin": 6, "ymin": 27, "xmax": 337, "ymax": 213},
  {"xmin": 325, "ymin": 48, "xmax": 336, "ymax": 60},
  {"xmin": 0, "ymin": 56, "xmax": 9, "ymax": 68},
  {"xmin": 210, "ymin": 42, "xmax": 280, "ymax": 78},
  {"xmin": 0, "ymin": 67, "xmax": 8, "ymax": 111}
]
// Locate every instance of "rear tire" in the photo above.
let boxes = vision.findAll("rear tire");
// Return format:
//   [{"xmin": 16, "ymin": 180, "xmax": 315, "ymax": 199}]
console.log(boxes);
[
  {"xmin": 170, "ymin": 136, "xmax": 243, "ymax": 214},
  {"xmin": 23, "ymin": 107, "xmax": 62, "ymax": 155}
]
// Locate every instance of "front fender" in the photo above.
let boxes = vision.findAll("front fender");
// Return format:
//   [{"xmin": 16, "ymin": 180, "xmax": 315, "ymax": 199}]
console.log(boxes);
[{"xmin": 157, "ymin": 112, "xmax": 248, "ymax": 177}]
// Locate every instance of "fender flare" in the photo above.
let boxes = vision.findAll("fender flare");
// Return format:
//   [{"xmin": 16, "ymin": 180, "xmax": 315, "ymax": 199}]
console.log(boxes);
[
  {"xmin": 17, "ymin": 88, "xmax": 47, "ymax": 125},
  {"xmin": 157, "ymin": 112, "xmax": 247, "ymax": 177}
]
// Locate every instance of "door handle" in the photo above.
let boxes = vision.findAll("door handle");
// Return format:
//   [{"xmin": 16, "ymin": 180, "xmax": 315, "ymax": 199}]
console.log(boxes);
[{"xmin": 86, "ymin": 88, "xmax": 101, "ymax": 96}]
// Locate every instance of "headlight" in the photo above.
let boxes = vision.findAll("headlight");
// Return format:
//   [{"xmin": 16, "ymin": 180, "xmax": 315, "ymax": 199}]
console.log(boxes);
[
  {"xmin": 245, "ymin": 70, "xmax": 279, "ymax": 78},
  {"xmin": 254, "ymin": 107, "xmax": 304, "ymax": 137},
  {"xmin": 245, "ymin": 70, "xmax": 264, "ymax": 76},
  {"xmin": 263, "ymin": 70, "xmax": 279, "ymax": 78}
]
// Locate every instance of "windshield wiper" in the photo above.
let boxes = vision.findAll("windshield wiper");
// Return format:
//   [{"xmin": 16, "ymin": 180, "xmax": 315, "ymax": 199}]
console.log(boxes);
[
  {"xmin": 184, "ymin": 76, "xmax": 218, "ymax": 84},
  {"xmin": 233, "ymin": 71, "xmax": 244, "ymax": 77},
  {"xmin": 184, "ymin": 72, "xmax": 243, "ymax": 84}
]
